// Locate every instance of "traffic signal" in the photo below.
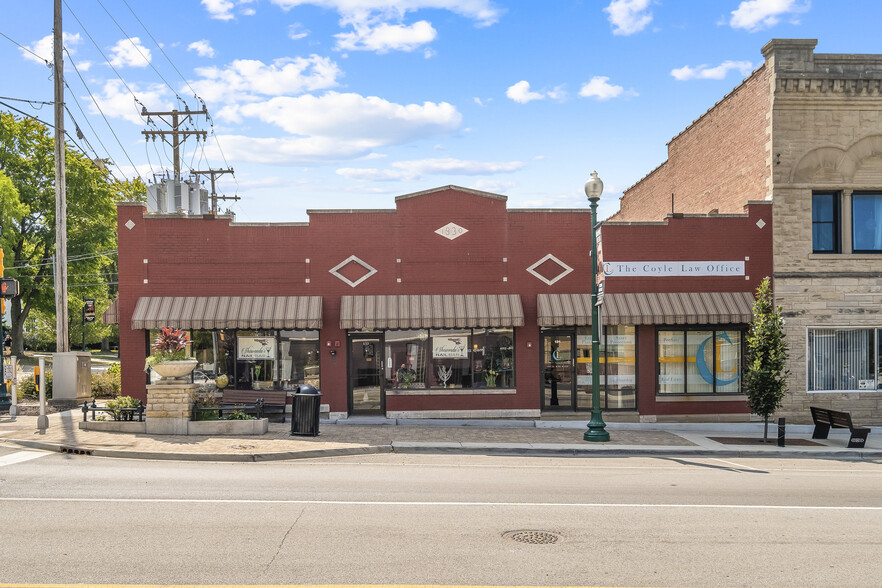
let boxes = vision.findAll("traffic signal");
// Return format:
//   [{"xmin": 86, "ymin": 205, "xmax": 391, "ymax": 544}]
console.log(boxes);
[{"xmin": 0, "ymin": 278, "xmax": 18, "ymax": 297}]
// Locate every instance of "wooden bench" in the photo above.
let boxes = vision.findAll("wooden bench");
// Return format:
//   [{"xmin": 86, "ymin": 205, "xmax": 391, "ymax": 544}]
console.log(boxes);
[
  {"xmin": 222, "ymin": 389, "xmax": 289, "ymax": 421},
  {"xmin": 810, "ymin": 406, "xmax": 870, "ymax": 448}
]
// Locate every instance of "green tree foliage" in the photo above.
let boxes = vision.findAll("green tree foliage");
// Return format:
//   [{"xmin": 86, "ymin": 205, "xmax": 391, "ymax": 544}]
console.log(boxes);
[
  {"xmin": 744, "ymin": 277, "xmax": 790, "ymax": 442},
  {"xmin": 0, "ymin": 112, "xmax": 144, "ymax": 354}
]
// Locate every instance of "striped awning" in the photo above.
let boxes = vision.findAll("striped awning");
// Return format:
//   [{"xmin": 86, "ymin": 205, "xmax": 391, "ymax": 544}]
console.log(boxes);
[
  {"xmin": 131, "ymin": 296, "xmax": 322, "ymax": 330},
  {"xmin": 101, "ymin": 298, "xmax": 119, "ymax": 325},
  {"xmin": 537, "ymin": 293, "xmax": 594, "ymax": 327},
  {"xmin": 537, "ymin": 292, "xmax": 755, "ymax": 326},
  {"xmin": 601, "ymin": 291, "xmax": 755, "ymax": 325},
  {"xmin": 341, "ymin": 294, "xmax": 524, "ymax": 330}
]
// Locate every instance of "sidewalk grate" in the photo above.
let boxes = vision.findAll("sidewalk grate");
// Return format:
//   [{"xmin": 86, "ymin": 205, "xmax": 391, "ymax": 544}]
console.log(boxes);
[{"xmin": 503, "ymin": 530, "xmax": 561, "ymax": 544}]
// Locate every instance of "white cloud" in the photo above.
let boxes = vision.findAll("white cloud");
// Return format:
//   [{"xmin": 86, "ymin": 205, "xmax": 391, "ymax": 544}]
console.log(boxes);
[
  {"xmin": 729, "ymin": 0, "xmax": 809, "ymax": 31},
  {"xmin": 288, "ymin": 23, "xmax": 310, "ymax": 39},
  {"xmin": 191, "ymin": 55, "xmax": 342, "ymax": 103},
  {"xmin": 671, "ymin": 60, "xmax": 754, "ymax": 81},
  {"xmin": 579, "ymin": 76, "xmax": 628, "ymax": 100},
  {"xmin": 337, "ymin": 157, "xmax": 524, "ymax": 181},
  {"xmin": 22, "ymin": 33, "xmax": 81, "ymax": 65},
  {"xmin": 202, "ymin": 0, "xmax": 257, "ymax": 19},
  {"xmin": 604, "ymin": 0, "xmax": 652, "ymax": 36},
  {"xmin": 201, "ymin": 135, "xmax": 379, "ymax": 164},
  {"xmin": 269, "ymin": 0, "xmax": 502, "ymax": 27},
  {"xmin": 187, "ymin": 40, "xmax": 216, "ymax": 58},
  {"xmin": 471, "ymin": 179, "xmax": 515, "ymax": 193},
  {"xmin": 236, "ymin": 92, "xmax": 461, "ymax": 142},
  {"xmin": 108, "ymin": 37, "xmax": 152, "ymax": 68},
  {"xmin": 335, "ymin": 20, "xmax": 437, "ymax": 53},
  {"xmin": 88, "ymin": 80, "xmax": 172, "ymax": 125},
  {"xmin": 506, "ymin": 81, "xmax": 545, "ymax": 104}
]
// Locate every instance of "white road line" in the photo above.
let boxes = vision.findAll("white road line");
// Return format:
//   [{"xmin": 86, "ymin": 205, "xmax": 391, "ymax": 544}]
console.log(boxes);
[
  {"xmin": 0, "ymin": 450, "xmax": 51, "ymax": 467},
  {"xmin": 0, "ymin": 497, "xmax": 881, "ymax": 510},
  {"xmin": 709, "ymin": 458, "xmax": 760, "ymax": 470}
]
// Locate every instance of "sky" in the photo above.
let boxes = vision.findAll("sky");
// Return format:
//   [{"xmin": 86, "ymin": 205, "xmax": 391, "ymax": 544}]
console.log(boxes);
[{"xmin": 2, "ymin": 0, "xmax": 882, "ymax": 223}]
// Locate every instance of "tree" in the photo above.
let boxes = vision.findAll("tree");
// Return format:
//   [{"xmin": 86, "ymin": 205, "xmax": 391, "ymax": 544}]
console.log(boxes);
[
  {"xmin": 0, "ymin": 112, "xmax": 143, "ymax": 355},
  {"xmin": 744, "ymin": 277, "xmax": 789, "ymax": 442}
]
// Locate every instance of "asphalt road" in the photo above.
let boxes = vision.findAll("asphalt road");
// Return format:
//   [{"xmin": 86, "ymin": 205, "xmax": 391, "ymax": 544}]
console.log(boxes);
[{"xmin": 1, "ymin": 447, "xmax": 881, "ymax": 587}]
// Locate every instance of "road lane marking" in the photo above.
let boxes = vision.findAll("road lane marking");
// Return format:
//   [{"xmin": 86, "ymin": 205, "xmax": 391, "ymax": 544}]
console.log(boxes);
[
  {"xmin": 709, "ymin": 458, "xmax": 760, "ymax": 470},
  {"xmin": 0, "ymin": 450, "xmax": 51, "ymax": 467},
  {"xmin": 0, "ymin": 497, "xmax": 881, "ymax": 510}
]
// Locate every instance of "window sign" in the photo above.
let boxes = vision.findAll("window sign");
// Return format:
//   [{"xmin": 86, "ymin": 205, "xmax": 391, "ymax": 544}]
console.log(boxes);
[
  {"xmin": 433, "ymin": 335, "xmax": 468, "ymax": 359},
  {"xmin": 237, "ymin": 336, "xmax": 277, "ymax": 360}
]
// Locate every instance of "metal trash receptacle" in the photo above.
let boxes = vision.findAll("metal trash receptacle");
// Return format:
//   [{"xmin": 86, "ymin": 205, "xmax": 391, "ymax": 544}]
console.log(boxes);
[{"xmin": 291, "ymin": 384, "xmax": 322, "ymax": 436}]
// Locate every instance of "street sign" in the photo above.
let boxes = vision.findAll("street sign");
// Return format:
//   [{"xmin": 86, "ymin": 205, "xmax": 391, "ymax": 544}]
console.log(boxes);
[
  {"xmin": 0, "ymin": 278, "xmax": 19, "ymax": 297},
  {"xmin": 3, "ymin": 362, "xmax": 12, "ymax": 380},
  {"xmin": 84, "ymin": 299, "xmax": 96, "ymax": 323}
]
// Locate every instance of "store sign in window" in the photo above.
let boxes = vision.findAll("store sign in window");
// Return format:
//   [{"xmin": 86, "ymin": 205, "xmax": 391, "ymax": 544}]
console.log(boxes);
[
  {"xmin": 432, "ymin": 335, "xmax": 468, "ymax": 359},
  {"xmin": 657, "ymin": 329, "xmax": 741, "ymax": 394},
  {"xmin": 237, "ymin": 336, "xmax": 277, "ymax": 360}
]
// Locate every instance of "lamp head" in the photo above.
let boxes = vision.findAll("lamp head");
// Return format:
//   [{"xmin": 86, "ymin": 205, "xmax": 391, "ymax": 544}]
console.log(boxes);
[{"xmin": 584, "ymin": 170, "xmax": 603, "ymax": 203}]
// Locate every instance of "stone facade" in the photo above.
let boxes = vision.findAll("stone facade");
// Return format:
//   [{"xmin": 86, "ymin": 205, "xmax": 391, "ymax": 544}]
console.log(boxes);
[
  {"xmin": 145, "ymin": 383, "xmax": 197, "ymax": 434},
  {"xmin": 615, "ymin": 39, "xmax": 882, "ymax": 424},
  {"xmin": 767, "ymin": 39, "xmax": 882, "ymax": 423}
]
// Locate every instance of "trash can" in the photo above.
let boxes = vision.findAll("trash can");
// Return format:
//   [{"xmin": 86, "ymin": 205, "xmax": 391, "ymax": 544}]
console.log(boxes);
[{"xmin": 291, "ymin": 384, "xmax": 322, "ymax": 436}]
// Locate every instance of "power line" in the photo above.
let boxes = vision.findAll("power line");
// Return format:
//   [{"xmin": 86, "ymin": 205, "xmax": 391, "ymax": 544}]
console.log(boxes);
[
  {"xmin": 63, "ymin": 47, "xmax": 141, "ymax": 182},
  {"xmin": 0, "ymin": 30, "xmax": 51, "ymax": 66},
  {"xmin": 0, "ymin": 96, "xmax": 53, "ymax": 107},
  {"xmin": 0, "ymin": 100, "xmax": 91, "ymax": 159}
]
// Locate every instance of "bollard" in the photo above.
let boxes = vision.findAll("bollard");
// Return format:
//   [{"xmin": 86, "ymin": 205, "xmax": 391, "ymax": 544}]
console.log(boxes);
[
  {"xmin": 9, "ymin": 355, "xmax": 17, "ymax": 418},
  {"xmin": 36, "ymin": 357, "xmax": 48, "ymax": 432},
  {"xmin": 777, "ymin": 417, "xmax": 786, "ymax": 447}
]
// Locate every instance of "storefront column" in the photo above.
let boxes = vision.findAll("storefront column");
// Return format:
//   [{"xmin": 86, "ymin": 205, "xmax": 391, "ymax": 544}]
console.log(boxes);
[{"xmin": 145, "ymin": 382, "xmax": 197, "ymax": 434}]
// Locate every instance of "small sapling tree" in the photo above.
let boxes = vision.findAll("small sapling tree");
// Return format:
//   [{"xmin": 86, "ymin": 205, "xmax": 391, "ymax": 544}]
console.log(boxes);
[{"xmin": 744, "ymin": 277, "xmax": 789, "ymax": 442}]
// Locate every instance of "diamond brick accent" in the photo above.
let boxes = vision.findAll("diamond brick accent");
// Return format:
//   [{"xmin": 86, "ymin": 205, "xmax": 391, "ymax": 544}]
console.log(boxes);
[
  {"xmin": 329, "ymin": 255, "xmax": 377, "ymax": 288},
  {"xmin": 435, "ymin": 222, "xmax": 468, "ymax": 240},
  {"xmin": 526, "ymin": 253, "xmax": 574, "ymax": 285},
  {"xmin": 125, "ymin": 219, "xmax": 136, "ymax": 230}
]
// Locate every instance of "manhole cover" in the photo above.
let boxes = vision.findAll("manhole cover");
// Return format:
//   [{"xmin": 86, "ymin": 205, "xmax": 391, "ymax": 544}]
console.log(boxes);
[{"xmin": 503, "ymin": 530, "xmax": 561, "ymax": 544}]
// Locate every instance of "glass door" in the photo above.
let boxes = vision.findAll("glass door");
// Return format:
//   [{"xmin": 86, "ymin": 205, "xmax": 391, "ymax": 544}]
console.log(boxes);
[
  {"xmin": 349, "ymin": 334, "xmax": 384, "ymax": 414},
  {"xmin": 542, "ymin": 332, "xmax": 575, "ymax": 410}
]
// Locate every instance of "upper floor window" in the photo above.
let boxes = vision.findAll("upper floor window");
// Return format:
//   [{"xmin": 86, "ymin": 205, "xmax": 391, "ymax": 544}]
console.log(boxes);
[
  {"xmin": 812, "ymin": 192, "xmax": 840, "ymax": 253},
  {"xmin": 852, "ymin": 193, "xmax": 882, "ymax": 253}
]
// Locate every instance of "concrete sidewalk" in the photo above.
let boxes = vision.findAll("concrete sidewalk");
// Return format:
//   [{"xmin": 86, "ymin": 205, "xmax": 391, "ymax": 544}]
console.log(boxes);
[{"xmin": 1, "ymin": 409, "xmax": 880, "ymax": 462}]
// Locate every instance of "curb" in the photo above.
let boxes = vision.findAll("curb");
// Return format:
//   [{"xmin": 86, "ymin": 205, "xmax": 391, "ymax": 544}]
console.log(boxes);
[{"xmin": 4, "ymin": 437, "xmax": 881, "ymax": 462}]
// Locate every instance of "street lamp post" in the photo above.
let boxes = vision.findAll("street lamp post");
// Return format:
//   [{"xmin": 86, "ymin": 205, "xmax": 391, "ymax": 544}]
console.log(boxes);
[{"xmin": 584, "ymin": 171, "xmax": 610, "ymax": 442}]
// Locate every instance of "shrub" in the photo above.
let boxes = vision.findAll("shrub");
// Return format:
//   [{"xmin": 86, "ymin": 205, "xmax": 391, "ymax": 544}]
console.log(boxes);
[
  {"xmin": 104, "ymin": 395, "xmax": 141, "ymax": 420},
  {"xmin": 226, "ymin": 410, "xmax": 255, "ymax": 420},
  {"xmin": 91, "ymin": 365, "xmax": 121, "ymax": 398},
  {"xmin": 20, "ymin": 370, "xmax": 53, "ymax": 399},
  {"xmin": 145, "ymin": 327, "xmax": 191, "ymax": 371}
]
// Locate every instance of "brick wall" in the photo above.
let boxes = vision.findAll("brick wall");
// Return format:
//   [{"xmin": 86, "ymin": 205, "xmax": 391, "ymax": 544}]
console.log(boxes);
[{"xmin": 614, "ymin": 65, "xmax": 771, "ymax": 222}]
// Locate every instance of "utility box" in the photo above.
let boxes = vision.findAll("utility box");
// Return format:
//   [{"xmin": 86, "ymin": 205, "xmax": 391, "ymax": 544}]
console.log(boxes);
[{"xmin": 51, "ymin": 351, "xmax": 92, "ymax": 406}]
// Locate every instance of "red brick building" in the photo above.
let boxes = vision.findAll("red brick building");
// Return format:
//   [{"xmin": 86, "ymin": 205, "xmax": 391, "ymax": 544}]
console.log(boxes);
[{"xmin": 114, "ymin": 185, "xmax": 771, "ymax": 420}]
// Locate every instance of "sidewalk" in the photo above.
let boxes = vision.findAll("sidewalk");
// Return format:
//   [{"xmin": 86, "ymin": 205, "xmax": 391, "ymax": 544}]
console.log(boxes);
[{"xmin": 1, "ymin": 409, "xmax": 880, "ymax": 462}]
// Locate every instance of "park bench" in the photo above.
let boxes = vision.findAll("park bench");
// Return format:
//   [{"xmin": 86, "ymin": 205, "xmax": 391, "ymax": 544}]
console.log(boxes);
[
  {"xmin": 223, "ymin": 389, "xmax": 288, "ymax": 420},
  {"xmin": 810, "ymin": 406, "xmax": 870, "ymax": 448},
  {"xmin": 81, "ymin": 400, "xmax": 145, "ymax": 422}
]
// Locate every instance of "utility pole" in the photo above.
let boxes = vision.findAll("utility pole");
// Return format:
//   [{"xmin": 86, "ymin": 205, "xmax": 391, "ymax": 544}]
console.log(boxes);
[
  {"xmin": 190, "ymin": 168, "xmax": 240, "ymax": 214},
  {"xmin": 141, "ymin": 107, "xmax": 208, "ymax": 181},
  {"xmin": 53, "ymin": 0, "xmax": 69, "ymax": 353}
]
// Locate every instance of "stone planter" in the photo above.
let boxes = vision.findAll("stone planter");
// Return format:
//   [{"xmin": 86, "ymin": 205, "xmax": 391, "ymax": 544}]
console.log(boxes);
[{"xmin": 151, "ymin": 359, "xmax": 198, "ymax": 382}]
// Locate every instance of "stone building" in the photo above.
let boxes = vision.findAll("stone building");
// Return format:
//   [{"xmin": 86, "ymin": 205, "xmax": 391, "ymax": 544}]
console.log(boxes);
[{"xmin": 612, "ymin": 39, "xmax": 882, "ymax": 424}]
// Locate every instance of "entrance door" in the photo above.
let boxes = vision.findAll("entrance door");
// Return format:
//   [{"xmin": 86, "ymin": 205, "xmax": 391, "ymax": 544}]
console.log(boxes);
[
  {"xmin": 349, "ymin": 334, "xmax": 384, "ymax": 414},
  {"xmin": 542, "ymin": 332, "xmax": 575, "ymax": 410}
]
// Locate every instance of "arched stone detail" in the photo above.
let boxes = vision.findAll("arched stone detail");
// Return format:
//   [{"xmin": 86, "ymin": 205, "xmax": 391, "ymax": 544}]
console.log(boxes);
[{"xmin": 790, "ymin": 134, "xmax": 882, "ymax": 184}]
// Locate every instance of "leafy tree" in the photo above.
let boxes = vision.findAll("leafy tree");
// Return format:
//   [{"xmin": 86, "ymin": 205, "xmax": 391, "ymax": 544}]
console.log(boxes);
[
  {"xmin": 0, "ymin": 112, "xmax": 143, "ymax": 355},
  {"xmin": 744, "ymin": 277, "xmax": 789, "ymax": 442}
]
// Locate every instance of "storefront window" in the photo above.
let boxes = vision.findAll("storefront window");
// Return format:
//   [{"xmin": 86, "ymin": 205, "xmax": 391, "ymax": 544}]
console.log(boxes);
[
  {"xmin": 657, "ymin": 328, "xmax": 743, "ymax": 394},
  {"xmin": 605, "ymin": 325, "xmax": 636, "ymax": 409},
  {"xmin": 808, "ymin": 328, "xmax": 877, "ymax": 392},
  {"xmin": 382, "ymin": 327, "xmax": 515, "ymax": 389},
  {"xmin": 279, "ymin": 330, "xmax": 320, "ymax": 390},
  {"xmin": 386, "ymin": 330, "xmax": 428, "ymax": 389},
  {"xmin": 235, "ymin": 330, "xmax": 277, "ymax": 390}
]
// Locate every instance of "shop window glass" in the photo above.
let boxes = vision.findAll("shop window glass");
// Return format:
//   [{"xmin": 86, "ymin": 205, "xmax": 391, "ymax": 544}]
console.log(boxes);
[
  {"xmin": 430, "ymin": 329, "xmax": 471, "ymax": 388},
  {"xmin": 852, "ymin": 193, "xmax": 882, "ymax": 253},
  {"xmin": 234, "ymin": 330, "xmax": 277, "ymax": 390},
  {"xmin": 279, "ymin": 330, "xmax": 320, "ymax": 390},
  {"xmin": 658, "ymin": 328, "xmax": 743, "ymax": 394},
  {"xmin": 807, "ymin": 328, "xmax": 876, "ymax": 392},
  {"xmin": 189, "ymin": 330, "xmax": 223, "ymax": 386},
  {"xmin": 812, "ymin": 192, "xmax": 839, "ymax": 253},
  {"xmin": 385, "ymin": 330, "xmax": 428, "ymax": 389},
  {"xmin": 474, "ymin": 328, "xmax": 515, "ymax": 388},
  {"xmin": 657, "ymin": 330, "xmax": 685, "ymax": 394},
  {"xmin": 605, "ymin": 325, "xmax": 636, "ymax": 409}
]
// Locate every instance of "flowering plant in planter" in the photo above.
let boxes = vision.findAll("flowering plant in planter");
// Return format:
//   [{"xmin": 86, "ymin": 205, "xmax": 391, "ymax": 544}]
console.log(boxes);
[{"xmin": 144, "ymin": 326, "xmax": 192, "ymax": 372}]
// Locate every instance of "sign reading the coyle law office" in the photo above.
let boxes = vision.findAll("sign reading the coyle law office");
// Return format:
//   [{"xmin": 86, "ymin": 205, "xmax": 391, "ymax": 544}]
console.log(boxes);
[
  {"xmin": 602, "ymin": 261, "xmax": 745, "ymax": 277},
  {"xmin": 237, "ymin": 336, "xmax": 277, "ymax": 360}
]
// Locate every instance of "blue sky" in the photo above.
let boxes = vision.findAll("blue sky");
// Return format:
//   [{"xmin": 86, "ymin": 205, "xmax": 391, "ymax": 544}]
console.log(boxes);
[{"xmin": 2, "ymin": 0, "xmax": 881, "ymax": 222}]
